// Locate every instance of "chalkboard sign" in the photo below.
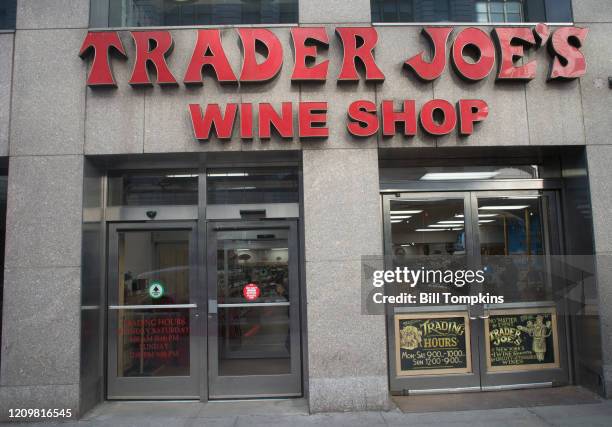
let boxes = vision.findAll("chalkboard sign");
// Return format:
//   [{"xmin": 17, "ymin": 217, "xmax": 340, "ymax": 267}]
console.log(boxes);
[
  {"xmin": 394, "ymin": 312, "xmax": 471, "ymax": 376},
  {"xmin": 485, "ymin": 307, "xmax": 559, "ymax": 372}
]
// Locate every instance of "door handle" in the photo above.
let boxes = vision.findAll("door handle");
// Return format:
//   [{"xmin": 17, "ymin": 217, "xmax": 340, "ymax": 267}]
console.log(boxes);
[{"xmin": 208, "ymin": 299, "xmax": 217, "ymax": 314}]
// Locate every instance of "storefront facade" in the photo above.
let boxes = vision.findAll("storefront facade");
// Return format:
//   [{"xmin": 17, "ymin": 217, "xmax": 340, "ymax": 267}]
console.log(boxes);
[{"xmin": 1, "ymin": 0, "xmax": 612, "ymax": 420}]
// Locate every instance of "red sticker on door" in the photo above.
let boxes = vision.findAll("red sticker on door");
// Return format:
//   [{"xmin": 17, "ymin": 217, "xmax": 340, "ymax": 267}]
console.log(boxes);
[{"xmin": 243, "ymin": 283, "xmax": 261, "ymax": 301}]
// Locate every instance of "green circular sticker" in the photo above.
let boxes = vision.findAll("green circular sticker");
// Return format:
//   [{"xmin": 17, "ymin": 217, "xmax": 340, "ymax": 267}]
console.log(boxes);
[{"xmin": 148, "ymin": 281, "xmax": 165, "ymax": 299}]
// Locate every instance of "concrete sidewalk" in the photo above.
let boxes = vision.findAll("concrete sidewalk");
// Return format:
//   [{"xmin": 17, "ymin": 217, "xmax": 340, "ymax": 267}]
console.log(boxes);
[{"xmin": 2, "ymin": 399, "xmax": 612, "ymax": 427}]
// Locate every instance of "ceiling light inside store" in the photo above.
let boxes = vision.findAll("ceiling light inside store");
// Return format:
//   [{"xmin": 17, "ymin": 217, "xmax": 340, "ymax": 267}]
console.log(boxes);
[
  {"xmin": 455, "ymin": 214, "xmax": 497, "ymax": 218},
  {"xmin": 391, "ymin": 215, "xmax": 412, "ymax": 220},
  {"xmin": 479, "ymin": 220, "xmax": 495, "ymax": 223},
  {"xmin": 479, "ymin": 205, "xmax": 528, "ymax": 210},
  {"xmin": 504, "ymin": 196, "xmax": 539, "ymax": 199},
  {"xmin": 166, "ymin": 174, "xmax": 198, "ymax": 178},
  {"xmin": 207, "ymin": 172, "xmax": 249, "ymax": 177},
  {"xmin": 416, "ymin": 228, "xmax": 463, "ymax": 232},
  {"xmin": 437, "ymin": 220, "xmax": 464, "ymax": 224},
  {"xmin": 420, "ymin": 172, "xmax": 499, "ymax": 180},
  {"xmin": 428, "ymin": 224, "xmax": 464, "ymax": 228},
  {"xmin": 390, "ymin": 210, "xmax": 423, "ymax": 214}
]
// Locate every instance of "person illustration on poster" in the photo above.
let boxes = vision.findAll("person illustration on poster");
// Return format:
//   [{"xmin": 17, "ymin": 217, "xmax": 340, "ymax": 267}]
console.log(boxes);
[{"xmin": 517, "ymin": 315, "xmax": 552, "ymax": 361}]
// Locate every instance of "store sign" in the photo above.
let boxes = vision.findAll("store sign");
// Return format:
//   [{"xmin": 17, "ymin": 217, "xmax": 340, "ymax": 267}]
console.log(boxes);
[
  {"xmin": 243, "ymin": 283, "xmax": 261, "ymax": 301},
  {"xmin": 118, "ymin": 313, "xmax": 190, "ymax": 376},
  {"xmin": 394, "ymin": 312, "xmax": 471, "ymax": 376},
  {"xmin": 79, "ymin": 25, "xmax": 587, "ymax": 141},
  {"xmin": 148, "ymin": 281, "xmax": 164, "ymax": 299},
  {"xmin": 485, "ymin": 307, "xmax": 560, "ymax": 372}
]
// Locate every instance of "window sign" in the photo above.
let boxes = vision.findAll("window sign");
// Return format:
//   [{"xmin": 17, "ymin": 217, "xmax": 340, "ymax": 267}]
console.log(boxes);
[
  {"xmin": 485, "ymin": 307, "xmax": 560, "ymax": 372},
  {"xmin": 148, "ymin": 281, "xmax": 165, "ymax": 299},
  {"xmin": 395, "ymin": 312, "xmax": 472, "ymax": 376}
]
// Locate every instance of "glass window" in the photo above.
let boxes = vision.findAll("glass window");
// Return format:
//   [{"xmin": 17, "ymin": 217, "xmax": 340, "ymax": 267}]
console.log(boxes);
[
  {"xmin": 477, "ymin": 193, "xmax": 554, "ymax": 303},
  {"xmin": 371, "ymin": 0, "xmax": 572, "ymax": 23},
  {"xmin": 214, "ymin": 228, "xmax": 291, "ymax": 376},
  {"xmin": 108, "ymin": 171, "xmax": 199, "ymax": 206},
  {"xmin": 0, "ymin": 0, "xmax": 16, "ymax": 30},
  {"xmin": 206, "ymin": 167, "xmax": 299, "ymax": 205},
  {"xmin": 389, "ymin": 197, "xmax": 469, "ymax": 305},
  {"xmin": 475, "ymin": 0, "xmax": 523, "ymax": 23},
  {"xmin": 107, "ymin": 0, "xmax": 298, "ymax": 27},
  {"xmin": 116, "ymin": 229, "xmax": 192, "ymax": 377},
  {"xmin": 433, "ymin": 0, "xmax": 450, "ymax": 21}
]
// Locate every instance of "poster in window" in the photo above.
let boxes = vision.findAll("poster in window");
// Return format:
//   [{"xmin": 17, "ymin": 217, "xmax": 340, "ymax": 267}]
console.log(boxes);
[
  {"xmin": 485, "ymin": 307, "xmax": 560, "ymax": 372},
  {"xmin": 394, "ymin": 312, "xmax": 471, "ymax": 376}
]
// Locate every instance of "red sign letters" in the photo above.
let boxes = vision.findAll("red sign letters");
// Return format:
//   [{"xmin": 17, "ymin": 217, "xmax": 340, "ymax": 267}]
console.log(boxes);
[{"xmin": 79, "ymin": 24, "xmax": 588, "ymax": 141}]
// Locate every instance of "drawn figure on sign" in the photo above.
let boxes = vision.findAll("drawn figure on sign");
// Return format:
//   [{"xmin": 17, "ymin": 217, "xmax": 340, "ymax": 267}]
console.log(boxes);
[
  {"xmin": 517, "ymin": 315, "xmax": 552, "ymax": 361},
  {"xmin": 399, "ymin": 325, "xmax": 422, "ymax": 350}
]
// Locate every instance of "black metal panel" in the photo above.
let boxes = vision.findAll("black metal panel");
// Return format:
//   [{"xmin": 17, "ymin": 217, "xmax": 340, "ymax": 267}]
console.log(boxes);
[
  {"xmin": 80, "ymin": 160, "xmax": 105, "ymax": 416},
  {"xmin": 0, "ymin": 0, "xmax": 16, "ymax": 30},
  {"xmin": 561, "ymin": 148, "xmax": 604, "ymax": 396}
]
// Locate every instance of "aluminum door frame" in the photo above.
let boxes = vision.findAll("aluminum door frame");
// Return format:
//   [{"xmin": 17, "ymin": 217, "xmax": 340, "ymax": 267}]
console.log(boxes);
[
  {"xmin": 471, "ymin": 190, "xmax": 570, "ymax": 390},
  {"xmin": 206, "ymin": 220, "xmax": 302, "ymax": 399},
  {"xmin": 107, "ymin": 221, "xmax": 202, "ymax": 399},
  {"xmin": 384, "ymin": 189, "xmax": 570, "ymax": 394},
  {"xmin": 384, "ymin": 192, "xmax": 483, "ymax": 394}
]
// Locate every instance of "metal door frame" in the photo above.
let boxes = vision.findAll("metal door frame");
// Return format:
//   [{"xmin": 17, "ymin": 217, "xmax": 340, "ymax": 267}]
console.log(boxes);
[
  {"xmin": 206, "ymin": 220, "xmax": 302, "ymax": 399},
  {"xmin": 384, "ymin": 185, "xmax": 570, "ymax": 394},
  {"xmin": 106, "ymin": 221, "xmax": 202, "ymax": 399},
  {"xmin": 472, "ymin": 190, "xmax": 570, "ymax": 390},
  {"xmin": 384, "ymin": 191, "xmax": 483, "ymax": 393}
]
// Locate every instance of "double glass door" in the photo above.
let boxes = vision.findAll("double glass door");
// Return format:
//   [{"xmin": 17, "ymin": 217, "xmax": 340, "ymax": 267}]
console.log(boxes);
[
  {"xmin": 107, "ymin": 220, "xmax": 302, "ymax": 400},
  {"xmin": 384, "ymin": 191, "xmax": 569, "ymax": 393}
]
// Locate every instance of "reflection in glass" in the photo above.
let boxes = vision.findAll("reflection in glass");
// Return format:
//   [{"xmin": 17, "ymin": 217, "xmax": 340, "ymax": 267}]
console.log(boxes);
[
  {"xmin": 108, "ymin": 171, "xmax": 198, "ymax": 206},
  {"xmin": 215, "ymin": 229, "xmax": 291, "ymax": 376},
  {"xmin": 116, "ymin": 230, "xmax": 191, "ymax": 377},
  {"xmin": 109, "ymin": 0, "xmax": 298, "ymax": 27},
  {"xmin": 118, "ymin": 230, "xmax": 190, "ymax": 305},
  {"xmin": 218, "ymin": 306, "xmax": 290, "ymax": 376},
  {"xmin": 371, "ymin": 0, "xmax": 572, "ymax": 23},
  {"xmin": 478, "ymin": 194, "xmax": 552, "ymax": 302},
  {"xmin": 207, "ymin": 168, "xmax": 298, "ymax": 205},
  {"xmin": 391, "ymin": 198, "xmax": 466, "ymax": 258},
  {"xmin": 390, "ymin": 198, "xmax": 469, "ymax": 305}
]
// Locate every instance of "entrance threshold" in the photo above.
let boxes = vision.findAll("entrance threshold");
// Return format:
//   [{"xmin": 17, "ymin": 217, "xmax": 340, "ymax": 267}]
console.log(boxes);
[
  {"xmin": 82, "ymin": 398, "xmax": 309, "ymax": 420},
  {"xmin": 392, "ymin": 386, "xmax": 602, "ymax": 414}
]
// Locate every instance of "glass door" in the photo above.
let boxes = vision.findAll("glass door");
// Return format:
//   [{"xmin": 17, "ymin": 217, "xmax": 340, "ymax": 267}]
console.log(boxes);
[
  {"xmin": 207, "ymin": 220, "xmax": 302, "ymax": 398},
  {"xmin": 107, "ymin": 222, "xmax": 201, "ymax": 399},
  {"xmin": 474, "ymin": 191, "xmax": 569, "ymax": 389},
  {"xmin": 385, "ymin": 190, "xmax": 569, "ymax": 393},
  {"xmin": 385, "ymin": 192, "xmax": 483, "ymax": 392}
]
